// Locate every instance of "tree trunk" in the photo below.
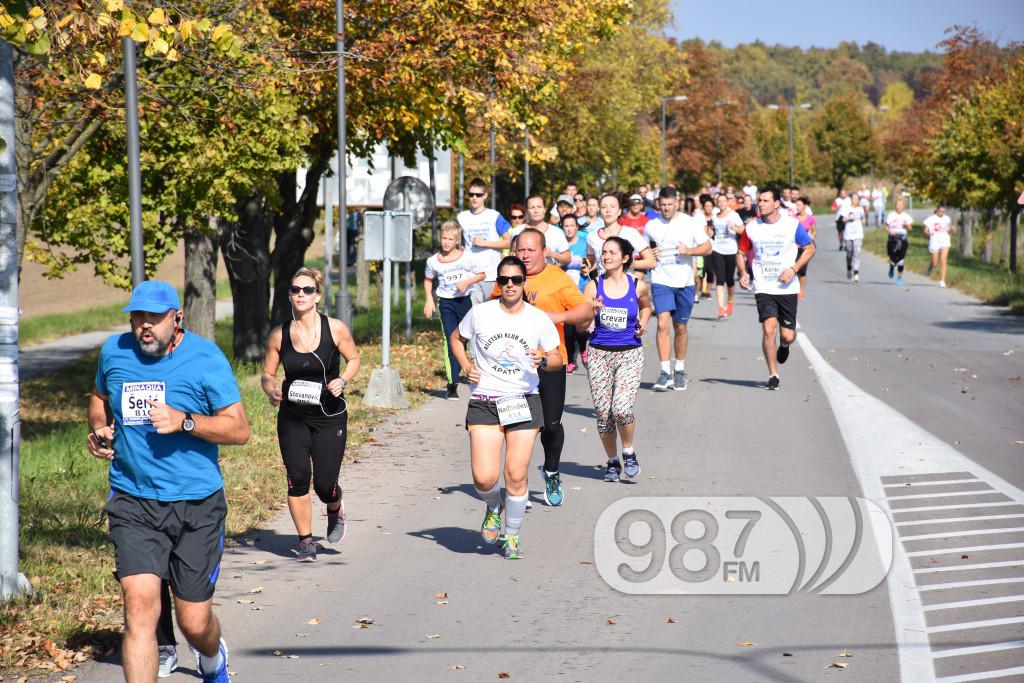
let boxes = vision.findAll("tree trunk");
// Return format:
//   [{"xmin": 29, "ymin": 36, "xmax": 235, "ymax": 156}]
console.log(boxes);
[
  {"xmin": 356, "ymin": 224, "xmax": 369, "ymax": 310},
  {"xmin": 1011, "ymin": 206, "xmax": 1019, "ymax": 274},
  {"xmin": 980, "ymin": 209, "xmax": 995, "ymax": 263},
  {"xmin": 182, "ymin": 220, "xmax": 218, "ymax": 340},
  {"xmin": 998, "ymin": 211, "xmax": 1010, "ymax": 266},
  {"xmin": 958, "ymin": 208, "xmax": 974, "ymax": 257},
  {"xmin": 222, "ymin": 195, "xmax": 272, "ymax": 363},
  {"xmin": 269, "ymin": 159, "xmax": 327, "ymax": 327}
]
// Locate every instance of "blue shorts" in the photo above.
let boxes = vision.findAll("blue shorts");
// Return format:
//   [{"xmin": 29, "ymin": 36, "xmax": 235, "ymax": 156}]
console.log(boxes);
[{"xmin": 651, "ymin": 283, "xmax": 695, "ymax": 325}]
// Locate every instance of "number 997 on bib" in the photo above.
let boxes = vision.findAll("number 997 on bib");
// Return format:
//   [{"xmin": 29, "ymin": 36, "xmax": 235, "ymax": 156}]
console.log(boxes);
[{"xmin": 593, "ymin": 497, "xmax": 892, "ymax": 596}]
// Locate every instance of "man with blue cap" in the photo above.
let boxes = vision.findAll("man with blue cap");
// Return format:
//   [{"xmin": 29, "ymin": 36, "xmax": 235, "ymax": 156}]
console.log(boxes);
[{"xmin": 87, "ymin": 279, "xmax": 250, "ymax": 683}]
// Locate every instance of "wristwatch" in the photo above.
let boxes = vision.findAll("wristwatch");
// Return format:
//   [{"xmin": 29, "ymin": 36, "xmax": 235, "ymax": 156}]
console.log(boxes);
[
  {"xmin": 182, "ymin": 412, "xmax": 196, "ymax": 433},
  {"xmin": 540, "ymin": 356, "xmax": 549, "ymax": 369}
]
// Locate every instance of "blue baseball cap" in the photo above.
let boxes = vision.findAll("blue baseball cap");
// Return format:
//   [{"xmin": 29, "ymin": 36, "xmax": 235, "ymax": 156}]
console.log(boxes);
[{"xmin": 123, "ymin": 280, "xmax": 180, "ymax": 313}]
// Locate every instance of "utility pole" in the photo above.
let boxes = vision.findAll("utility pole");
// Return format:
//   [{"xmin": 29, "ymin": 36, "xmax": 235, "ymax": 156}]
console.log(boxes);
[
  {"xmin": 0, "ymin": 41, "xmax": 31, "ymax": 601},
  {"xmin": 124, "ymin": 33, "xmax": 145, "ymax": 286},
  {"xmin": 660, "ymin": 95, "xmax": 687, "ymax": 187},
  {"xmin": 524, "ymin": 128, "xmax": 530, "ymax": 201},
  {"xmin": 334, "ymin": 0, "xmax": 352, "ymax": 326}
]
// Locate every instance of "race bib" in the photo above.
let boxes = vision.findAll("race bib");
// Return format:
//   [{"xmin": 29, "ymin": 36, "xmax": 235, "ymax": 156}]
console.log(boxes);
[
  {"xmin": 601, "ymin": 307, "xmax": 628, "ymax": 330},
  {"xmin": 658, "ymin": 245, "xmax": 679, "ymax": 264},
  {"xmin": 757, "ymin": 261, "xmax": 782, "ymax": 281},
  {"xmin": 496, "ymin": 395, "xmax": 532, "ymax": 427},
  {"xmin": 287, "ymin": 380, "xmax": 323, "ymax": 406},
  {"xmin": 441, "ymin": 269, "xmax": 465, "ymax": 287},
  {"xmin": 121, "ymin": 381, "xmax": 165, "ymax": 426}
]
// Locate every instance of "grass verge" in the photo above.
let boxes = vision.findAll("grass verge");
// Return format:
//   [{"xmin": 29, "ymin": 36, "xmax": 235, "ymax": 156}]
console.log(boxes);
[
  {"xmin": 2, "ymin": 312, "xmax": 448, "ymax": 677},
  {"xmin": 863, "ymin": 228, "xmax": 1024, "ymax": 313}
]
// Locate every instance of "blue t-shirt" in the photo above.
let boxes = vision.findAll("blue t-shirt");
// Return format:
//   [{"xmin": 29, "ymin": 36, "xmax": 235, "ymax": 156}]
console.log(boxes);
[
  {"xmin": 95, "ymin": 331, "xmax": 242, "ymax": 501},
  {"xmin": 563, "ymin": 234, "xmax": 590, "ymax": 292}
]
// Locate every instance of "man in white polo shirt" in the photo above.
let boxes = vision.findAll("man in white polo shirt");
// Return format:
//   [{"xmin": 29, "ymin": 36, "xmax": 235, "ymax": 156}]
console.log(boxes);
[{"xmin": 457, "ymin": 177, "xmax": 511, "ymax": 304}]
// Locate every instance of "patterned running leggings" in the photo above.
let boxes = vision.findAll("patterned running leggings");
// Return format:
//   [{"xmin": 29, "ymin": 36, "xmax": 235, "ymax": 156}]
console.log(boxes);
[{"xmin": 587, "ymin": 346, "xmax": 645, "ymax": 434}]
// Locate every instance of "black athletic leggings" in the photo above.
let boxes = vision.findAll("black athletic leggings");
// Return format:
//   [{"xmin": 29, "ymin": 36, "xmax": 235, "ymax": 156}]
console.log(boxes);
[
  {"xmin": 707, "ymin": 251, "xmax": 736, "ymax": 288},
  {"xmin": 278, "ymin": 411, "xmax": 347, "ymax": 503},
  {"xmin": 887, "ymin": 236, "xmax": 909, "ymax": 270},
  {"xmin": 538, "ymin": 367, "xmax": 567, "ymax": 473},
  {"xmin": 565, "ymin": 325, "xmax": 588, "ymax": 366}
]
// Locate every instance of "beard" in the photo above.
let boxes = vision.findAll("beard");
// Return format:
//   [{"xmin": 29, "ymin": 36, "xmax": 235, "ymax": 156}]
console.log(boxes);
[{"xmin": 136, "ymin": 328, "xmax": 173, "ymax": 356}]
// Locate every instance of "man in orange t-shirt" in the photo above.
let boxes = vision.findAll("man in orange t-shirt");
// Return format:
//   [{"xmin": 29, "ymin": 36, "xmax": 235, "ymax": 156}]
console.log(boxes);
[{"xmin": 492, "ymin": 229, "xmax": 592, "ymax": 506}]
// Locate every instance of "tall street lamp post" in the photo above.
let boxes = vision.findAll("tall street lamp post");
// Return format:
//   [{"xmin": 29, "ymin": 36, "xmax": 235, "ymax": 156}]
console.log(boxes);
[
  {"xmin": 768, "ymin": 102, "xmax": 812, "ymax": 187},
  {"xmin": 660, "ymin": 95, "xmax": 688, "ymax": 187}
]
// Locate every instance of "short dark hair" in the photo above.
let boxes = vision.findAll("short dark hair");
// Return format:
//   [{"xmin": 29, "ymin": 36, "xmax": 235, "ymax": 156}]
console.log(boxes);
[
  {"xmin": 602, "ymin": 236, "xmax": 635, "ymax": 269},
  {"xmin": 559, "ymin": 213, "xmax": 579, "ymax": 229},
  {"xmin": 760, "ymin": 186, "xmax": 782, "ymax": 202},
  {"xmin": 515, "ymin": 227, "xmax": 547, "ymax": 249},
  {"xmin": 526, "ymin": 193, "xmax": 546, "ymax": 205},
  {"xmin": 658, "ymin": 186, "xmax": 679, "ymax": 200},
  {"xmin": 468, "ymin": 177, "xmax": 488, "ymax": 191},
  {"xmin": 497, "ymin": 255, "xmax": 527, "ymax": 278}
]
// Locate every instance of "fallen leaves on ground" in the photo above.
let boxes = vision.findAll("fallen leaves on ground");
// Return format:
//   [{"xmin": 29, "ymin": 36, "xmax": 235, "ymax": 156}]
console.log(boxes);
[
  {"xmin": 606, "ymin": 618, "xmax": 616, "ymax": 625},
  {"xmin": 827, "ymin": 662, "xmax": 848, "ymax": 669},
  {"xmin": 425, "ymin": 634, "xmax": 441, "ymax": 639},
  {"xmin": 353, "ymin": 617, "xmax": 374, "ymax": 629},
  {"xmin": 838, "ymin": 650, "xmax": 853, "ymax": 657},
  {"xmin": 497, "ymin": 673, "xmax": 511, "ymax": 679},
  {"xmin": 306, "ymin": 618, "xmax": 320, "ymax": 625},
  {"xmin": 736, "ymin": 641, "xmax": 756, "ymax": 647},
  {"xmin": 666, "ymin": 617, "xmax": 676, "ymax": 624},
  {"xmin": 434, "ymin": 592, "xmax": 448, "ymax": 599}
]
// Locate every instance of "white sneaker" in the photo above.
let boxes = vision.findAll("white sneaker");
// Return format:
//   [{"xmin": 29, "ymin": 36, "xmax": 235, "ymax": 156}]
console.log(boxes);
[
  {"xmin": 939, "ymin": 280, "xmax": 946, "ymax": 288},
  {"xmin": 158, "ymin": 645, "xmax": 178, "ymax": 678}
]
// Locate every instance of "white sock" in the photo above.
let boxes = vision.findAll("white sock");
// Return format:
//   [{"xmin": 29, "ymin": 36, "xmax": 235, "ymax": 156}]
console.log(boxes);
[
  {"xmin": 676, "ymin": 359, "xmax": 685, "ymax": 371},
  {"xmin": 475, "ymin": 483, "xmax": 501, "ymax": 511},
  {"xmin": 622, "ymin": 447, "xmax": 635, "ymax": 455},
  {"xmin": 504, "ymin": 493, "xmax": 529, "ymax": 537},
  {"xmin": 544, "ymin": 470, "xmax": 558, "ymax": 477},
  {"xmin": 200, "ymin": 648, "xmax": 224, "ymax": 673},
  {"xmin": 660, "ymin": 360, "xmax": 671, "ymax": 374}
]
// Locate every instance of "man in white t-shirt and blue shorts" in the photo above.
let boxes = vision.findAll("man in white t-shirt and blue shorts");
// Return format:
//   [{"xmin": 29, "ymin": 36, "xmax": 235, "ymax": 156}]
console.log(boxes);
[
  {"xmin": 736, "ymin": 188, "xmax": 816, "ymax": 391},
  {"xmin": 645, "ymin": 187, "xmax": 712, "ymax": 391}
]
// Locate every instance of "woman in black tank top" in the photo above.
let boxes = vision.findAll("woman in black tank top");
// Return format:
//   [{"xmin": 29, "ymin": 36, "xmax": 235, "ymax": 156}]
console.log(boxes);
[{"xmin": 261, "ymin": 268, "xmax": 361, "ymax": 561}]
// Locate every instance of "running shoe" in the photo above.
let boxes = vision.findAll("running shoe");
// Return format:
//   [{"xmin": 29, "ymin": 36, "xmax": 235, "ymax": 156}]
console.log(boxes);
[
  {"xmin": 193, "ymin": 638, "xmax": 229, "ymax": 683},
  {"xmin": 446, "ymin": 383, "xmax": 459, "ymax": 400},
  {"xmin": 853, "ymin": 272, "xmax": 860, "ymax": 283},
  {"xmin": 502, "ymin": 534, "xmax": 525, "ymax": 560},
  {"xmin": 293, "ymin": 536, "xmax": 317, "ymax": 562},
  {"xmin": 326, "ymin": 501, "xmax": 347, "ymax": 543},
  {"xmin": 622, "ymin": 452, "xmax": 641, "ymax": 478},
  {"xmin": 895, "ymin": 277, "xmax": 903, "ymax": 286},
  {"xmin": 652, "ymin": 371, "xmax": 674, "ymax": 392},
  {"xmin": 717, "ymin": 307, "xmax": 727, "ymax": 319},
  {"xmin": 603, "ymin": 460, "xmax": 621, "ymax": 482},
  {"xmin": 726, "ymin": 302, "xmax": 734, "ymax": 316},
  {"xmin": 888, "ymin": 264, "xmax": 895, "ymax": 279},
  {"xmin": 693, "ymin": 291, "xmax": 700, "ymax": 304},
  {"xmin": 777, "ymin": 345, "xmax": 790, "ymax": 365},
  {"xmin": 847, "ymin": 270, "xmax": 853, "ymax": 281},
  {"xmin": 481, "ymin": 507, "xmax": 502, "ymax": 544},
  {"xmin": 673, "ymin": 370, "xmax": 687, "ymax": 391},
  {"xmin": 540, "ymin": 467, "xmax": 564, "ymax": 507},
  {"xmin": 939, "ymin": 280, "xmax": 946, "ymax": 288},
  {"xmin": 566, "ymin": 363, "xmax": 576, "ymax": 374},
  {"xmin": 767, "ymin": 375, "xmax": 780, "ymax": 391},
  {"xmin": 158, "ymin": 645, "xmax": 178, "ymax": 678}
]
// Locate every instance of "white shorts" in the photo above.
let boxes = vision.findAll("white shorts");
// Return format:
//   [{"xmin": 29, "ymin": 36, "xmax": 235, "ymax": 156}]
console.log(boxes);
[{"xmin": 928, "ymin": 233, "xmax": 951, "ymax": 253}]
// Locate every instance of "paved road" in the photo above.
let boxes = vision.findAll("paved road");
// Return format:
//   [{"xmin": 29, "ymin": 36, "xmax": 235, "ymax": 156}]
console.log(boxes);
[{"xmin": 68, "ymin": 245, "xmax": 1023, "ymax": 683}]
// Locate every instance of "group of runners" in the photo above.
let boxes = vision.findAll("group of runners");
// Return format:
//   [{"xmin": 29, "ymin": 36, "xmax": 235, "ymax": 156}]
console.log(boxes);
[{"xmin": 86, "ymin": 171, "xmax": 955, "ymax": 681}]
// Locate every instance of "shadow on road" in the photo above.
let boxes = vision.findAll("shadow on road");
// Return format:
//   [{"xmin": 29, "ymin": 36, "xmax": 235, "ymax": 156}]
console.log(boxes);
[
  {"xmin": 406, "ymin": 526, "xmax": 499, "ymax": 556},
  {"xmin": 933, "ymin": 316, "xmax": 1024, "ymax": 335},
  {"xmin": 700, "ymin": 377, "xmax": 767, "ymax": 389}
]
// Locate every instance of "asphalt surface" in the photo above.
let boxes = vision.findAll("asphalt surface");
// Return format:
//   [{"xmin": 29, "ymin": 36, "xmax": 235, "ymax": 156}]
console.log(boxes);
[{"xmin": 64, "ymin": 240, "xmax": 1023, "ymax": 683}]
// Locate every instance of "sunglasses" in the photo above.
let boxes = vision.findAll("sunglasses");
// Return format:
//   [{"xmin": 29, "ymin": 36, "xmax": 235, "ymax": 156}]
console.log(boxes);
[
  {"xmin": 510, "ymin": 214, "xmax": 525, "ymax": 220},
  {"xmin": 289, "ymin": 286, "xmax": 319, "ymax": 295},
  {"xmin": 468, "ymin": 191, "xmax": 486, "ymax": 198},
  {"xmin": 575, "ymin": 197, "xmax": 585, "ymax": 203},
  {"xmin": 496, "ymin": 275, "xmax": 525, "ymax": 287}
]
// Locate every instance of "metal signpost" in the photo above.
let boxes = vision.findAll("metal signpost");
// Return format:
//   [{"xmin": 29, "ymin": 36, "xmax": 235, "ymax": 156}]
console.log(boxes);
[{"xmin": 362, "ymin": 210, "xmax": 412, "ymax": 408}]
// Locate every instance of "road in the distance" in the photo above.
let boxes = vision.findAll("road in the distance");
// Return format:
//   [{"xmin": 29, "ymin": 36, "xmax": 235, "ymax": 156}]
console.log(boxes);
[{"xmin": 70, "ymin": 242, "xmax": 1023, "ymax": 683}]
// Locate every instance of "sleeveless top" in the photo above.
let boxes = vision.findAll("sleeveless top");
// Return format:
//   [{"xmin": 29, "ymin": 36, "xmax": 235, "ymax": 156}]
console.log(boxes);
[
  {"xmin": 590, "ymin": 275, "xmax": 641, "ymax": 350},
  {"xmin": 280, "ymin": 314, "xmax": 344, "ymax": 423}
]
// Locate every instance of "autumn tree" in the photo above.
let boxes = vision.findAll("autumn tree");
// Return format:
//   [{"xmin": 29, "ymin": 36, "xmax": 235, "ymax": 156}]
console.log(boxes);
[{"xmin": 806, "ymin": 93, "xmax": 873, "ymax": 192}]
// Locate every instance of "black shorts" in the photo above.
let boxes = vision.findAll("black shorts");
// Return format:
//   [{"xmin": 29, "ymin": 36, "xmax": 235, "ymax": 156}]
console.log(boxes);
[
  {"xmin": 466, "ymin": 394, "xmax": 543, "ymax": 432},
  {"xmin": 755, "ymin": 293, "xmax": 798, "ymax": 329},
  {"xmin": 796, "ymin": 247, "xmax": 809, "ymax": 277},
  {"xmin": 105, "ymin": 488, "xmax": 227, "ymax": 602}
]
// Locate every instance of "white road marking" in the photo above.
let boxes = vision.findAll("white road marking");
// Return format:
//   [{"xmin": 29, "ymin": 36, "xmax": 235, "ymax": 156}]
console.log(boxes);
[
  {"xmin": 937, "ymin": 666, "xmax": 1024, "ymax": 682},
  {"xmin": 892, "ymin": 501, "xmax": 1014, "ymax": 513},
  {"xmin": 927, "ymin": 616, "xmax": 1024, "ymax": 633},
  {"xmin": 916, "ymin": 561, "xmax": 1024, "ymax": 575},
  {"xmin": 888, "ymin": 490, "xmax": 999, "ymax": 501},
  {"xmin": 796, "ymin": 330, "xmax": 1024, "ymax": 683},
  {"xmin": 931, "ymin": 641, "xmax": 1024, "ymax": 658},
  {"xmin": 917, "ymin": 576, "xmax": 1024, "ymax": 591},
  {"xmin": 923, "ymin": 595, "xmax": 1024, "ymax": 611},
  {"xmin": 901, "ymin": 527, "xmax": 1024, "ymax": 541},
  {"xmin": 906, "ymin": 542, "xmax": 1024, "ymax": 557},
  {"xmin": 898, "ymin": 514, "xmax": 1024, "ymax": 528}
]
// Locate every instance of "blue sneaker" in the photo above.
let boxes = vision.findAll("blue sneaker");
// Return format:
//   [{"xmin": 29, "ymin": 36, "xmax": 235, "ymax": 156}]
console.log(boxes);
[
  {"xmin": 895, "ymin": 277, "xmax": 903, "ymax": 285},
  {"xmin": 540, "ymin": 467, "xmax": 564, "ymax": 506},
  {"xmin": 192, "ymin": 638, "xmax": 229, "ymax": 683},
  {"xmin": 603, "ymin": 459, "xmax": 621, "ymax": 482},
  {"xmin": 622, "ymin": 452, "xmax": 641, "ymax": 478}
]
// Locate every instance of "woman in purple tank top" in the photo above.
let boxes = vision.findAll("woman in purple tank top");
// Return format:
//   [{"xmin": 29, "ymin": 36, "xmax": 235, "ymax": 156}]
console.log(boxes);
[{"xmin": 579, "ymin": 236, "xmax": 652, "ymax": 482}]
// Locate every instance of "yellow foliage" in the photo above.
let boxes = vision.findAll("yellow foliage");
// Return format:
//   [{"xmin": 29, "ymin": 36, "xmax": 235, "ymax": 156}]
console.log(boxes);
[
  {"xmin": 90, "ymin": 51, "xmax": 107, "ymax": 68},
  {"xmin": 117, "ymin": 15, "xmax": 134, "ymax": 37},
  {"xmin": 178, "ymin": 18, "xmax": 193, "ymax": 40},
  {"xmin": 147, "ymin": 8, "xmax": 167, "ymax": 26},
  {"xmin": 27, "ymin": 6, "xmax": 43, "ymax": 18},
  {"xmin": 0, "ymin": 12, "xmax": 13, "ymax": 29},
  {"xmin": 105, "ymin": 0, "xmax": 124, "ymax": 12},
  {"xmin": 166, "ymin": 48, "xmax": 179, "ymax": 62},
  {"xmin": 151, "ymin": 36, "xmax": 169, "ymax": 54},
  {"xmin": 130, "ymin": 20, "xmax": 149, "ymax": 42},
  {"xmin": 211, "ymin": 23, "xmax": 230, "ymax": 42},
  {"xmin": 82, "ymin": 72, "xmax": 102, "ymax": 89}
]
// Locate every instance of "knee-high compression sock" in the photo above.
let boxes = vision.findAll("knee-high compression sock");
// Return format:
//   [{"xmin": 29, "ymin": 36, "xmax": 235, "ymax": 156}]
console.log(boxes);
[
  {"xmin": 503, "ymin": 493, "xmax": 529, "ymax": 537},
  {"xmin": 475, "ymin": 483, "xmax": 502, "ymax": 511}
]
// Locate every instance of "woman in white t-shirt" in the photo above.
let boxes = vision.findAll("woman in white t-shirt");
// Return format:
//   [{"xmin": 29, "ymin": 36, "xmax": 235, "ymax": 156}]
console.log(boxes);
[
  {"xmin": 450, "ymin": 256, "xmax": 562, "ymax": 560},
  {"xmin": 709, "ymin": 193, "xmax": 743, "ymax": 318},
  {"xmin": 885, "ymin": 197, "xmax": 914, "ymax": 285},
  {"xmin": 842, "ymin": 194, "xmax": 867, "ymax": 282},
  {"xmin": 924, "ymin": 205, "xmax": 954, "ymax": 287}
]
